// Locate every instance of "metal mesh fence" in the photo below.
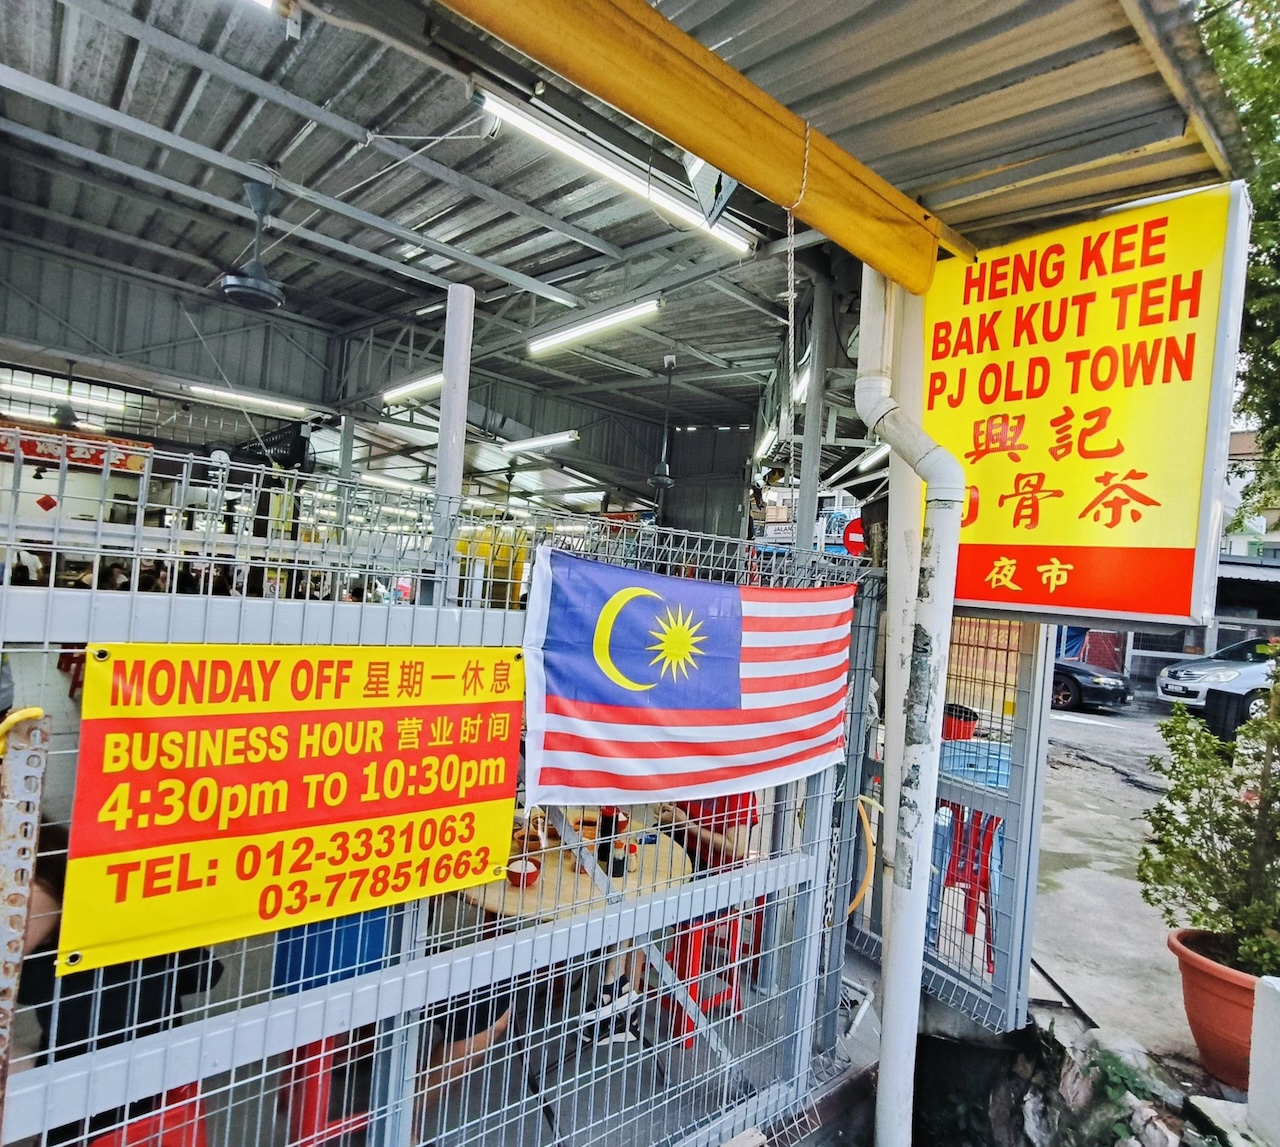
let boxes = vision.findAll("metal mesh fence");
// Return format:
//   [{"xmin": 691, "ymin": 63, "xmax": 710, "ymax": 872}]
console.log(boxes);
[
  {"xmin": 1, "ymin": 429, "xmax": 877, "ymax": 1147},
  {"xmin": 847, "ymin": 613, "xmax": 1051, "ymax": 1032}
]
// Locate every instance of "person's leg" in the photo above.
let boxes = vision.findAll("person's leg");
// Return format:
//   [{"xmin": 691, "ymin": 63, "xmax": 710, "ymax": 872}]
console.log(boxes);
[
  {"xmin": 424, "ymin": 1005, "xmax": 510, "ymax": 1091},
  {"xmin": 415, "ymin": 998, "xmax": 511, "ymax": 1140}
]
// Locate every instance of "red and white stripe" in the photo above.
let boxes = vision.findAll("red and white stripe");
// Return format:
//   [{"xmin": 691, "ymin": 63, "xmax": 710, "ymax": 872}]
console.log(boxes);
[{"xmin": 528, "ymin": 582, "xmax": 856, "ymax": 805}]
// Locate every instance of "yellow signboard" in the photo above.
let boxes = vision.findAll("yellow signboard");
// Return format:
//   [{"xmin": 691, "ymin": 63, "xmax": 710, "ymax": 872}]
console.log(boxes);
[
  {"xmin": 60, "ymin": 645, "xmax": 523, "ymax": 971},
  {"xmin": 922, "ymin": 184, "xmax": 1247, "ymax": 622}
]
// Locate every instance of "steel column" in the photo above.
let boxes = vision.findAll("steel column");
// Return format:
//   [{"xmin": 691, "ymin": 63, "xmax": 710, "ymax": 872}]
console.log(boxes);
[{"xmin": 795, "ymin": 274, "xmax": 832, "ymax": 557}]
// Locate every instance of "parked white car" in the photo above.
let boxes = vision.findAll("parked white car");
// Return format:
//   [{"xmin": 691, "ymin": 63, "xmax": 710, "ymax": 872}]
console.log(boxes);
[{"xmin": 1155, "ymin": 637, "xmax": 1277, "ymax": 718}]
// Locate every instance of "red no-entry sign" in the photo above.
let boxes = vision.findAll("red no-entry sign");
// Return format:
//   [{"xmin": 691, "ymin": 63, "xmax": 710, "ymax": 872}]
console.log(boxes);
[{"xmin": 842, "ymin": 517, "xmax": 865, "ymax": 558}]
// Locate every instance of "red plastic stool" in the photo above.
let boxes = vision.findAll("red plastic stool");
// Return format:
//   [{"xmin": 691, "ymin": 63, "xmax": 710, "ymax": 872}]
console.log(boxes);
[
  {"xmin": 280, "ymin": 1037, "xmax": 371, "ymax": 1147},
  {"xmin": 940, "ymin": 801, "xmax": 1002, "ymax": 974},
  {"xmin": 666, "ymin": 910, "xmax": 747, "ymax": 1047},
  {"xmin": 67, "ymin": 652, "xmax": 86, "ymax": 700},
  {"xmin": 87, "ymin": 1083, "xmax": 209, "ymax": 1147}
]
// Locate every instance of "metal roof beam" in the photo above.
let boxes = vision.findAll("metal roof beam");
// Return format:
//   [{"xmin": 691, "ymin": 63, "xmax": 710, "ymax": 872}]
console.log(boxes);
[
  {"xmin": 0, "ymin": 65, "xmax": 582, "ymax": 308},
  {"xmin": 707, "ymin": 280, "xmax": 788, "ymax": 324},
  {"xmin": 0, "ymin": 194, "xmax": 218, "ymax": 274},
  {"xmin": 0, "ymin": 118, "xmax": 456, "ymax": 297},
  {"xmin": 57, "ymin": 0, "xmax": 624, "ymax": 260},
  {"xmin": 0, "ymin": 145, "xmax": 409, "ymax": 310}
]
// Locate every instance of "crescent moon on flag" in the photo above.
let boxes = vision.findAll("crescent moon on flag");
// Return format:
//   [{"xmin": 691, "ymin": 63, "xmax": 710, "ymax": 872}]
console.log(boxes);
[{"xmin": 593, "ymin": 586, "xmax": 661, "ymax": 692}]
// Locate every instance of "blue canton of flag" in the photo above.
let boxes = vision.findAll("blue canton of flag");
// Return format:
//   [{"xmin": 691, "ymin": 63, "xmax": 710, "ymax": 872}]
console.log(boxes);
[{"xmin": 541, "ymin": 551, "xmax": 741, "ymax": 710}]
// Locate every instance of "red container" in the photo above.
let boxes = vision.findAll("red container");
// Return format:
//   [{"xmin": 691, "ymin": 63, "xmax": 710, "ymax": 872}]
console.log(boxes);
[{"xmin": 942, "ymin": 703, "xmax": 979, "ymax": 740}]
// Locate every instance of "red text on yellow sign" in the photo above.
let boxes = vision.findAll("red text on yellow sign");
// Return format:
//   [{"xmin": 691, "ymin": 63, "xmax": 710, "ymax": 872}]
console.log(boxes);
[
  {"xmin": 60, "ymin": 644, "xmax": 523, "ymax": 972},
  {"xmin": 922, "ymin": 186, "xmax": 1232, "ymax": 617}
]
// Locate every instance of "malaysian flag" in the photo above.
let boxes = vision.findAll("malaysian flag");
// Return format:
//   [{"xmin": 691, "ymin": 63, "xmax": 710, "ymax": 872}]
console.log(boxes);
[{"xmin": 523, "ymin": 548, "xmax": 856, "ymax": 806}]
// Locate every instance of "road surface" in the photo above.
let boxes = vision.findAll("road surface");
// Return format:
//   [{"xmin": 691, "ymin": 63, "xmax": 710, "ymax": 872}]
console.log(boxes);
[{"xmin": 1033, "ymin": 692, "xmax": 1198, "ymax": 1061}]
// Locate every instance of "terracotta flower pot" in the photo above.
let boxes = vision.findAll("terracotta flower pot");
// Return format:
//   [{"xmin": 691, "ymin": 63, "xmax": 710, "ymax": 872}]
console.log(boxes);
[{"xmin": 1168, "ymin": 928, "xmax": 1258, "ymax": 1090}]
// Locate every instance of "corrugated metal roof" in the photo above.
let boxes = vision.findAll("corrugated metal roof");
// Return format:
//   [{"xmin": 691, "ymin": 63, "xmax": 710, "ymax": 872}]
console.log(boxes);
[{"xmin": 0, "ymin": 0, "xmax": 1248, "ymax": 467}]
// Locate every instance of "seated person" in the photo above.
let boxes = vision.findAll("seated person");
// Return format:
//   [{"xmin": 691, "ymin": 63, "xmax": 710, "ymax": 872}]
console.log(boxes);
[
  {"xmin": 656, "ymin": 790, "xmax": 759, "ymax": 870},
  {"xmin": 20, "ymin": 822, "xmax": 223, "ymax": 1143},
  {"xmin": 415, "ymin": 896, "xmax": 512, "ymax": 1136}
]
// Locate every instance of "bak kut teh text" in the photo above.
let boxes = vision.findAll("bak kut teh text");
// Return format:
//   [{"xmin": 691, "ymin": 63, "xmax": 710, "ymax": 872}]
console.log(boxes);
[{"xmin": 58, "ymin": 644, "xmax": 523, "ymax": 972}]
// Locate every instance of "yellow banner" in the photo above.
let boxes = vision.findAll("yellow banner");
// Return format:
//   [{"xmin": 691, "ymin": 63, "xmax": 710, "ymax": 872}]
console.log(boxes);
[
  {"xmin": 60, "ymin": 644, "xmax": 523, "ymax": 972},
  {"xmin": 922, "ymin": 184, "xmax": 1237, "ymax": 619}
]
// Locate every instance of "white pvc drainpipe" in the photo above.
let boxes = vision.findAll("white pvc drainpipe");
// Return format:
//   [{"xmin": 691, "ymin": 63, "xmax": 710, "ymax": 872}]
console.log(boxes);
[{"xmin": 855, "ymin": 267, "xmax": 966, "ymax": 1147}]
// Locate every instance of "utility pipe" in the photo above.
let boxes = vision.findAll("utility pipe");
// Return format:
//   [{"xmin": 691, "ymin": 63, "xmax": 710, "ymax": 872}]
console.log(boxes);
[
  {"xmin": 795, "ymin": 274, "xmax": 833, "ymax": 557},
  {"xmin": 855, "ymin": 267, "xmax": 965, "ymax": 1147},
  {"xmin": 433, "ymin": 0, "xmax": 977, "ymax": 294}
]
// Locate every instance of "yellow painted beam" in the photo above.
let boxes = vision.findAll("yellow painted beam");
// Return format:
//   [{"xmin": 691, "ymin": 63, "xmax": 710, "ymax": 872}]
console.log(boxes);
[{"xmin": 438, "ymin": 0, "xmax": 954, "ymax": 294}]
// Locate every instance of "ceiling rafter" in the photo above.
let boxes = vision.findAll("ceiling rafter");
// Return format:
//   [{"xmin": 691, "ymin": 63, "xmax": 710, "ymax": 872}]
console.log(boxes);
[
  {"xmin": 57, "ymin": 0, "xmax": 625, "ymax": 259},
  {"xmin": 0, "ymin": 64, "xmax": 584, "ymax": 307}
]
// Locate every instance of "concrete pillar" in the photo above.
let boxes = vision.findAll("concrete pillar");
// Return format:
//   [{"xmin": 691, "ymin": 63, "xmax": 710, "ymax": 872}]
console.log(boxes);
[
  {"xmin": 795, "ymin": 275, "xmax": 833, "ymax": 556},
  {"xmin": 428, "ymin": 283, "xmax": 475, "ymax": 606},
  {"xmin": 338, "ymin": 414, "xmax": 355, "ymax": 479},
  {"xmin": 1250, "ymin": 977, "xmax": 1280, "ymax": 1143},
  {"xmin": 861, "ymin": 279, "xmax": 927, "ymax": 937},
  {"xmin": 436, "ymin": 283, "xmax": 475, "ymax": 510}
]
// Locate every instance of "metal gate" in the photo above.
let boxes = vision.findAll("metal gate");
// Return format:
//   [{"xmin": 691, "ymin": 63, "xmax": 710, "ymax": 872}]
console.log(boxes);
[
  {"xmin": 0, "ymin": 430, "xmax": 879, "ymax": 1147},
  {"xmin": 848, "ymin": 615, "xmax": 1052, "ymax": 1032}
]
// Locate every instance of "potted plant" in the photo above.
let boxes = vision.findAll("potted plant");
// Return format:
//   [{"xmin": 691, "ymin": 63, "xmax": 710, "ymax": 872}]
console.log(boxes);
[{"xmin": 1137, "ymin": 682, "xmax": 1280, "ymax": 1090}]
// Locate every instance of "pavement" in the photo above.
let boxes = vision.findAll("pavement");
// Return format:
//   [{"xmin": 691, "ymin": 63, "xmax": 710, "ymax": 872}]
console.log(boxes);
[{"xmin": 1032, "ymin": 689, "xmax": 1198, "ymax": 1061}]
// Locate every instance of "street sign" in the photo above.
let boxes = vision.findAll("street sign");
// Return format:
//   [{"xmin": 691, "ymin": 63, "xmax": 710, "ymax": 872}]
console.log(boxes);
[
  {"xmin": 921, "ymin": 183, "xmax": 1249, "ymax": 624},
  {"xmin": 842, "ymin": 516, "xmax": 866, "ymax": 557}
]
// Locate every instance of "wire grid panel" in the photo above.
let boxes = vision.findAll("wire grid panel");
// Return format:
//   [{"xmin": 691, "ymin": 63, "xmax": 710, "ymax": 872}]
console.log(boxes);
[
  {"xmin": 847, "ymin": 614, "xmax": 1052, "ymax": 1032},
  {"xmin": 0, "ymin": 431, "xmax": 874, "ymax": 1147}
]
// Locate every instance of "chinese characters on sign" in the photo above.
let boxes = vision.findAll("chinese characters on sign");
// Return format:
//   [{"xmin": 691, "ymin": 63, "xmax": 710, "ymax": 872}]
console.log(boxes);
[
  {"xmin": 60, "ymin": 645, "xmax": 523, "ymax": 971},
  {"xmin": 922, "ymin": 184, "xmax": 1246, "ymax": 621}
]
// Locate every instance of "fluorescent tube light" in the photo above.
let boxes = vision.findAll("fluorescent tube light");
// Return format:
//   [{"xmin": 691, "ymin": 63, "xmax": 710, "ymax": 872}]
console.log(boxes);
[
  {"xmin": 383, "ymin": 371, "xmax": 444, "ymax": 405},
  {"xmin": 790, "ymin": 366, "xmax": 811, "ymax": 404},
  {"xmin": 481, "ymin": 91, "xmax": 753, "ymax": 254},
  {"xmin": 360, "ymin": 473, "xmax": 414, "ymax": 491},
  {"xmin": 189, "ymin": 385, "xmax": 308, "ymax": 416},
  {"xmin": 529, "ymin": 301, "xmax": 659, "ymax": 355},
  {"xmin": 857, "ymin": 442, "xmax": 891, "ymax": 471},
  {"xmin": 755, "ymin": 426, "xmax": 778, "ymax": 460},
  {"xmin": 501, "ymin": 429, "xmax": 580, "ymax": 453},
  {"xmin": 1, "ymin": 382, "xmax": 124, "ymax": 412}
]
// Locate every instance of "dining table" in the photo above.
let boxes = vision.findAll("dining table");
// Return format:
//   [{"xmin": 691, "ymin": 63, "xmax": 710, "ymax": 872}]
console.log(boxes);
[{"xmin": 465, "ymin": 812, "xmax": 694, "ymax": 923}]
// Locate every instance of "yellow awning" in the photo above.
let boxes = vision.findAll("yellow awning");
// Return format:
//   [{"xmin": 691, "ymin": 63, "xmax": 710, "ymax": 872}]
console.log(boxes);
[{"xmin": 439, "ymin": 0, "xmax": 969, "ymax": 294}]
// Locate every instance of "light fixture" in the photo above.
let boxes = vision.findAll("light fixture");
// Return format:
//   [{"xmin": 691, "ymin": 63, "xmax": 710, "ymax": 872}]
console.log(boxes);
[
  {"xmin": 755, "ymin": 426, "xmax": 778, "ymax": 460},
  {"xmin": 857, "ymin": 442, "xmax": 891, "ymax": 471},
  {"xmin": 189, "ymin": 385, "xmax": 308, "ymax": 416},
  {"xmin": 1, "ymin": 382, "xmax": 124, "ymax": 412},
  {"xmin": 529, "ymin": 300, "xmax": 660, "ymax": 356},
  {"xmin": 361, "ymin": 473, "xmax": 414, "ymax": 491},
  {"xmin": 4, "ymin": 404, "xmax": 106, "ymax": 434},
  {"xmin": 383, "ymin": 371, "xmax": 444, "ymax": 405},
  {"xmin": 481, "ymin": 90, "xmax": 754, "ymax": 254},
  {"xmin": 501, "ymin": 429, "xmax": 580, "ymax": 454}
]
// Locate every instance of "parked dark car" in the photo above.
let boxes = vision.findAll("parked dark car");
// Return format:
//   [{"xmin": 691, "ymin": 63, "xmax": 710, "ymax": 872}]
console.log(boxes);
[{"xmin": 1052, "ymin": 659, "xmax": 1134, "ymax": 711}]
